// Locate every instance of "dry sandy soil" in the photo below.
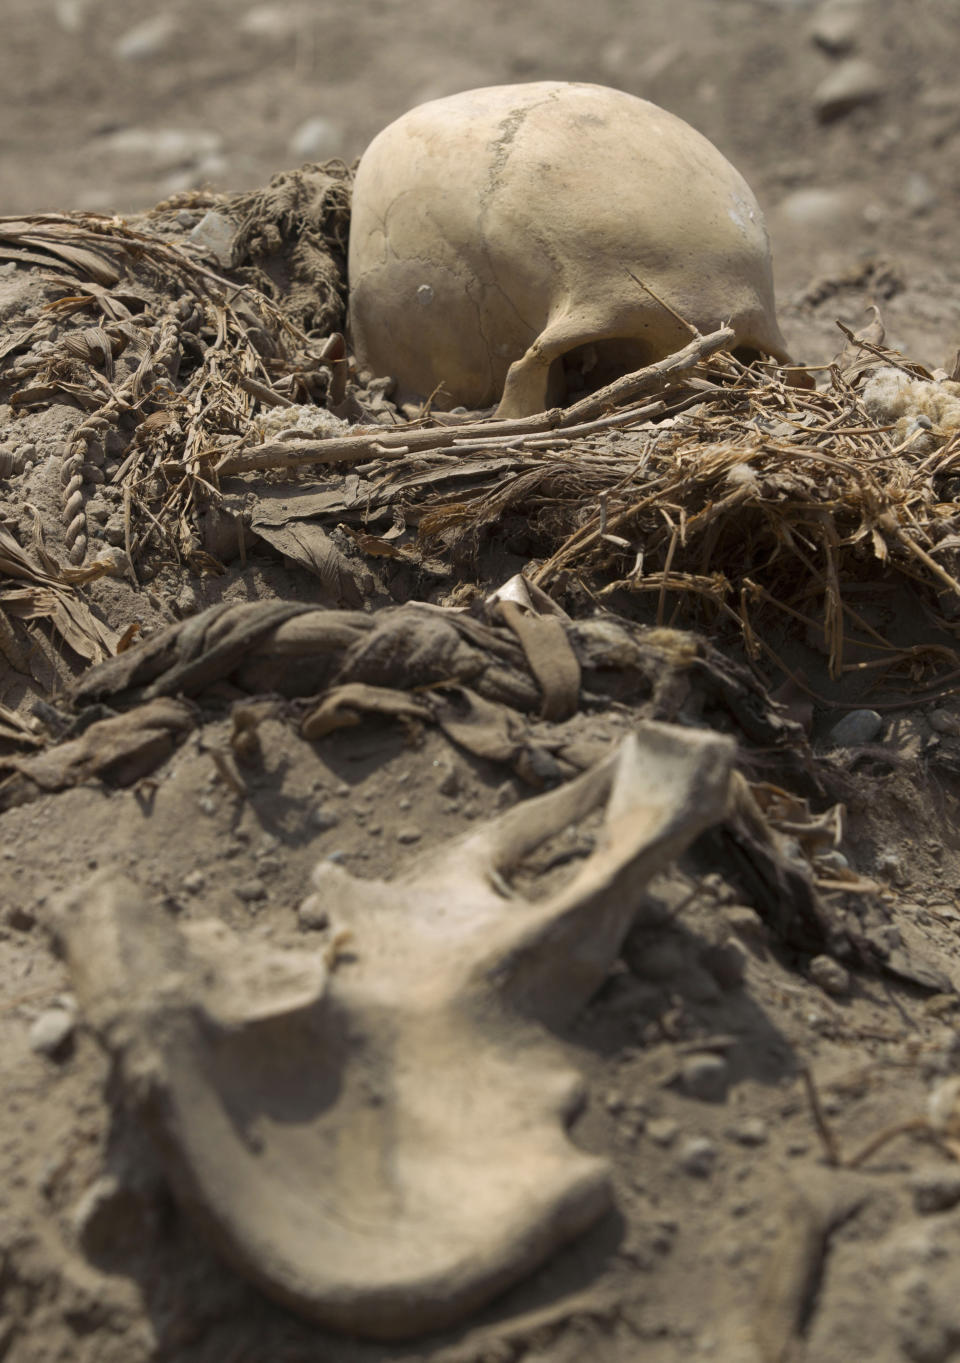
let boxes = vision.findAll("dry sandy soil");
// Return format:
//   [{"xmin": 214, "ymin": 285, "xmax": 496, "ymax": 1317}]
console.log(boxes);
[{"xmin": 4, "ymin": 3, "xmax": 960, "ymax": 1362}]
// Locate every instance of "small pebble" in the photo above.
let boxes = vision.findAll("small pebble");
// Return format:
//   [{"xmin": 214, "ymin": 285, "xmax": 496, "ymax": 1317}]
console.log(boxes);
[
  {"xmin": 198, "ymin": 795, "xmax": 217, "ymax": 816},
  {"xmin": 910, "ymin": 1167, "xmax": 960, "ymax": 1215},
  {"xmin": 397, "ymin": 827, "xmax": 422, "ymax": 844},
  {"xmin": 235, "ymin": 878, "xmax": 267, "ymax": 904},
  {"xmin": 679, "ymin": 1054, "xmax": 730, "ymax": 1104},
  {"xmin": 647, "ymin": 1117, "xmax": 680, "ymax": 1147},
  {"xmin": 809, "ymin": 0, "xmax": 862, "ymax": 55},
  {"xmin": 188, "ymin": 211, "xmax": 235, "ymax": 268},
  {"xmin": 29, "ymin": 1009, "xmax": 75, "ymax": 1057},
  {"xmin": 103, "ymin": 514, "xmax": 125, "ymax": 546},
  {"xmin": 827, "ymin": 708, "xmax": 883, "ymax": 747},
  {"xmin": 929, "ymin": 709, "xmax": 960, "ymax": 736},
  {"xmin": 310, "ymin": 807, "xmax": 340, "ymax": 831},
  {"xmin": 777, "ymin": 186, "xmax": 860, "ymax": 230},
  {"xmin": 298, "ymin": 898, "xmax": 329, "ymax": 931},
  {"xmin": 809, "ymin": 954, "xmax": 851, "ymax": 998},
  {"xmin": 113, "ymin": 13, "xmax": 176, "ymax": 60},
  {"xmin": 730, "ymin": 1118, "xmax": 768, "ymax": 1147},
  {"xmin": 723, "ymin": 905, "xmax": 767, "ymax": 942},
  {"xmin": 875, "ymin": 850, "xmax": 906, "ymax": 884},
  {"xmin": 95, "ymin": 546, "xmax": 129, "ymax": 576},
  {"xmin": 437, "ymin": 767, "xmax": 461, "ymax": 797},
  {"xmin": 815, "ymin": 849, "xmax": 850, "ymax": 875},
  {"xmin": 679, "ymin": 1136, "xmax": 718, "ymax": 1178},
  {"xmin": 813, "ymin": 58, "xmax": 884, "ymax": 122}
]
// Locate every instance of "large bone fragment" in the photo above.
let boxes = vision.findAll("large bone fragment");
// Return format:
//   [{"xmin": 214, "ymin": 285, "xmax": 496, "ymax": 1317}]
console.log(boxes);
[{"xmin": 54, "ymin": 722, "xmax": 733, "ymax": 1339}]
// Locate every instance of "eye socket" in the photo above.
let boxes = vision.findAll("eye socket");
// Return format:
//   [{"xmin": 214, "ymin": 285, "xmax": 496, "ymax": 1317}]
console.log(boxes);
[{"xmin": 552, "ymin": 338, "xmax": 658, "ymax": 405}]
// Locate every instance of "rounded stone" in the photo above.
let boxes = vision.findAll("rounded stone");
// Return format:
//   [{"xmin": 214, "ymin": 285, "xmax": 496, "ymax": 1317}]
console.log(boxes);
[
  {"xmin": 813, "ymin": 59, "xmax": 884, "ymax": 123},
  {"xmin": 777, "ymin": 186, "xmax": 861, "ymax": 230},
  {"xmin": 310, "ymin": 806, "xmax": 340, "ymax": 831},
  {"xmin": 809, "ymin": 954, "xmax": 851, "ymax": 997},
  {"xmin": 828, "ymin": 709, "xmax": 883, "ymax": 747},
  {"xmin": 679, "ymin": 1136, "xmax": 718, "ymax": 1178},
  {"xmin": 235, "ymin": 878, "xmax": 267, "ymax": 904},
  {"xmin": 679, "ymin": 1054, "xmax": 730, "ymax": 1104},
  {"xmin": 298, "ymin": 897, "xmax": 329, "ymax": 931},
  {"xmin": 28, "ymin": 1008, "xmax": 75, "ymax": 1057},
  {"xmin": 929, "ymin": 709, "xmax": 960, "ymax": 736},
  {"xmin": 730, "ymin": 1117, "xmax": 768, "ymax": 1147},
  {"xmin": 723, "ymin": 905, "xmax": 767, "ymax": 942},
  {"xmin": 809, "ymin": 0, "xmax": 862, "ymax": 55},
  {"xmin": 909, "ymin": 1167, "xmax": 960, "ymax": 1215},
  {"xmin": 647, "ymin": 1117, "xmax": 680, "ymax": 1147}
]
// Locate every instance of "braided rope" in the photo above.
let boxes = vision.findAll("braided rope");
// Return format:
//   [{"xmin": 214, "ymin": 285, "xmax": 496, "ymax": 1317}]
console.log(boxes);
[
  {"xmin": 60, "ymin": 415, "xmax": 108, "ymax": 564},
  {"xmin": 57, "ymin": 317, "xmax": 183, "ymax": 564}
]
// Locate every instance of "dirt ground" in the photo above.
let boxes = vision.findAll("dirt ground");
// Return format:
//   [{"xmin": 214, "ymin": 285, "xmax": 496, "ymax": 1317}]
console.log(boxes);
[{"xmin": 5, "ymin": 2, "xmax": 960, "ymax": 1362}]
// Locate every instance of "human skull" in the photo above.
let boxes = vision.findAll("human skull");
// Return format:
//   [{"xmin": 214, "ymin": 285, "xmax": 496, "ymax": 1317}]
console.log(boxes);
[{"xmin": 348, "ymin": 82, "xmax": 790, "ymax": 418}]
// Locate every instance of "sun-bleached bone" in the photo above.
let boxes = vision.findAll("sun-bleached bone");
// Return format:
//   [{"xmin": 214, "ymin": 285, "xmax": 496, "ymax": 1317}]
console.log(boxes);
[
  {"xmin": 348, "ymin": 81, "xmax": 789, "ymax": 417},
  {"xmin": 53, "ymin": 722, "xmax": 733, "ymax": 1339}
]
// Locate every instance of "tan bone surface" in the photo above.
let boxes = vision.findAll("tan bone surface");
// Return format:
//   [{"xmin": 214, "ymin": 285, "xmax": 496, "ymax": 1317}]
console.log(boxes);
[
  {"xmin": 53, "ymin": 723, "xmax": 733, "ymax": 1340},
  {"xmin": 348, "ymin": 81, "xmax": 790, "ymax": 417}
]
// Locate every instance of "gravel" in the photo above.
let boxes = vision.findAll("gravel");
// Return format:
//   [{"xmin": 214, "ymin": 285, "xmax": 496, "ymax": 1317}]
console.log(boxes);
[
  {"xmin": 679, "ymin": 1054, "xmax": 730, "ymax": 1104},
  {"xmin": 827, "ymin": 708, "xmax": 884, "ymax": 747},
  {"xmin": 809, "ymin": 955, "xmax": 852, "ymax": 998},
  {"xmin": 909, "ymin": 1167, "xmax": 960, "ymax": 1215},
  {"xmin": 679, "ymin": 1137, "xmax": 718, "ymax": 1178},
  {"xmin": 28, "ymin": 1008, "xmax": 75, "ymax": 1058}
]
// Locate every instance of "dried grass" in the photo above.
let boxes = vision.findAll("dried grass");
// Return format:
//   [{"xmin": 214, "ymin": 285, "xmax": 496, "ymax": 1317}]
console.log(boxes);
[
  {"xmin": 3, "ymin": 191, "xmax": 960, "ymax": 696},
  {"xmin": 0, "ymin": 165, "xmax": 353, "ymax": 568},
  {"xmin": 406, "ymin": 346, "xmax": 960, "ymax": 692}
]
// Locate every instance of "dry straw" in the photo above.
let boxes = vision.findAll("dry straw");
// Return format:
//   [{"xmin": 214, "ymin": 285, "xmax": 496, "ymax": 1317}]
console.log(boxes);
[{"xmin": 3, "ymin": 191, "xmax": 960, "ymax": 701}]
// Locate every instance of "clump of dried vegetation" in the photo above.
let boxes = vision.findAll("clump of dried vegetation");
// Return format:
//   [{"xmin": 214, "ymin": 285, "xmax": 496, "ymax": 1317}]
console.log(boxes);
[{"xmin": 3, "ymin": 173, "xmax": 960, "ymax": 706}]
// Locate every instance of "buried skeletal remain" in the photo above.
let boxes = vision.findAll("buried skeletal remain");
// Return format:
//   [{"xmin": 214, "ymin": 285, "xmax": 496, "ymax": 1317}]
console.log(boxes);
[
  {"xmin": 348, "ymin": 81, "xmax": 790, "ymax": 417},
  {"xmin": 53, "ymin": 722, "xmax": 733, "ymax": 1340}
]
